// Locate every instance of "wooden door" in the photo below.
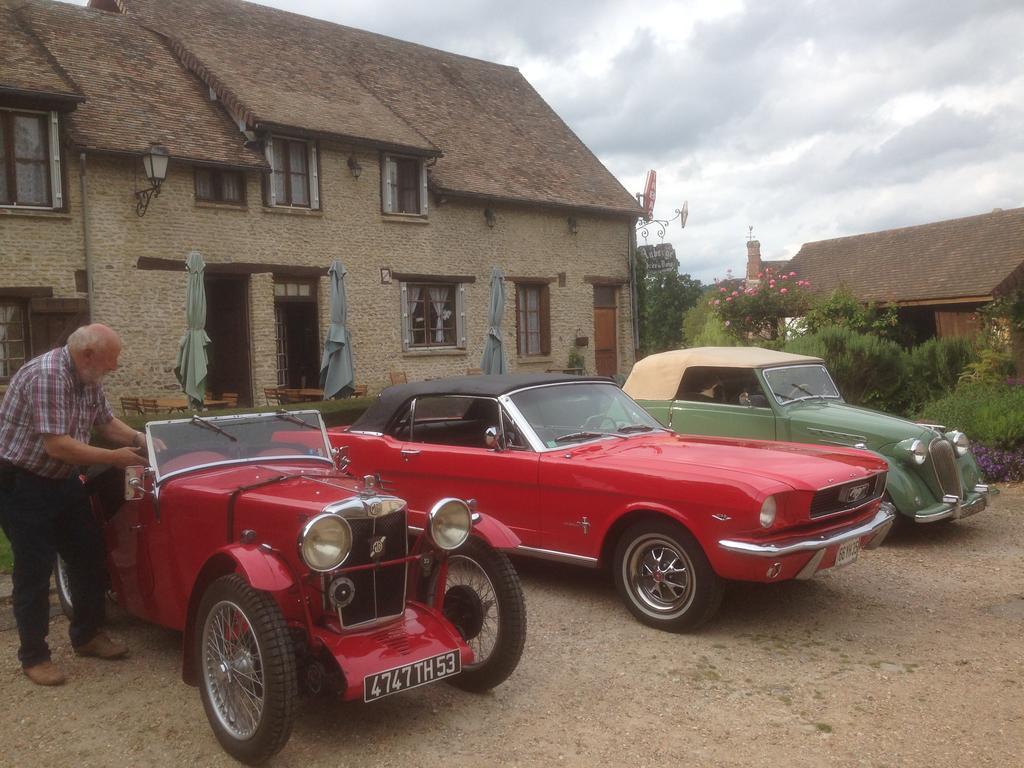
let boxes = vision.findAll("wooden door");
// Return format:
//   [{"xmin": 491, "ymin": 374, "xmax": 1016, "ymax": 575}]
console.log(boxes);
[
  {"xmin": 593, "ymin": 286, "xmax": 618, "ymax": 377},
  {"xmin": 205, "ymin": 277, "xmax": 253, "ymax": 405}
]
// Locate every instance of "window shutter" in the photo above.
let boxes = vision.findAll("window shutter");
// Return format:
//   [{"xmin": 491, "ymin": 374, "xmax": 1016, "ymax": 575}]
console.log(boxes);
[
  {"xmin": 457, "ymin": 283, "xmax": 466, "ymax": 348},
  {"xmin": 419, "ymin": 161, "xmax": 428, "ymax": 216},
  {"xmin": 308, "ymin": 143, "xmax": 319, "ymax": 209},
  {"xmin": 48, "ymin": 112, "xmax": 62, "ymax": 209},
  {"xmin": 381, "ymin": 155, "xmax": 395, "ymax": 213},
  {"xmin": 514, "ymin": 284, "xmax": 522, "ymax": 357},
  {"xmin": 264, "ymin": 137, "xmax": 277, "ymax": 205},
  {"xmin": 400, "ymin": 283, "xmax": 410, "ymax": 351},
  {"xmin": 540, "ymin": 285, "xmax": 551, "ymax": 356}
]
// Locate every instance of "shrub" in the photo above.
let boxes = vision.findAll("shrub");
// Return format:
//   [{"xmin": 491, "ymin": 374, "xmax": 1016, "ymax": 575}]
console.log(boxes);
[
  {"xmin": 972, "ymin": 444, "xmax": 1024, "ymax": 483},
  {"xmin": 784, "ymin": 326, "xmax": 906, "ymax": 411},
  {"xmin": 919, "ymin": 382, "xmax": 1024, "ymax": 450},
  {"xmin": 798, "ymin": 288, "xmax": 901, "ymax": 342},
  {"xmin": 903, "ymin": 336, "xmax": 978, "ymax": 413},
  {"xmin": 688, "ymin": 312, "xmax": 740, "ymax": 347},
  {"xmin": 712, "ymin": 267, "xmax": 814, "ymax": 341}
]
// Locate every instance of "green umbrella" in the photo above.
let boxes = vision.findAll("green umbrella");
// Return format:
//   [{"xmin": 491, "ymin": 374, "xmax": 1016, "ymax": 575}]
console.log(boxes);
[
  {"xmin": 174, "ymin": 250, "xmax": 210, "ymax": 408},
  {"xmin": 320, "ymin": 260, "xmax": 355, "ymax": 398},
  {"xmin": 480, "ymin": 267, "xmax": 507, "ymax": 374}
]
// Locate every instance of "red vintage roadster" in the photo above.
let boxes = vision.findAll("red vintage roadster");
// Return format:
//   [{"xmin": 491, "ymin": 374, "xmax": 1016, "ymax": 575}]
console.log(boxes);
[
  {"xmin": 330, "ymin": 375, "xmax": 895, "ymax": 632},
  {"xmin": 56, "ymin": 410, "xmax": 525, "ymax": 765}
]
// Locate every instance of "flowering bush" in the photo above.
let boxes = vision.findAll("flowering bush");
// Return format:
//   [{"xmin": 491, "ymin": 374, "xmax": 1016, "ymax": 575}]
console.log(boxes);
[
  {"xmin": 710, "ymin": 267, "xmax": 814, "ymax": 341},
  {"xmin": 972, "ymin": 444, "xmax": 1024, "ymax": 482}
]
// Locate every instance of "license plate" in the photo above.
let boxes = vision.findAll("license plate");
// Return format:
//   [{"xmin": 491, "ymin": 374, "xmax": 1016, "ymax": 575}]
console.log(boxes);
[
  {"xmin": 835, "ymin": 539, "xmax": 859, "ymax": 568},
  {"xmin": 363, "ymin": 650, "xmax": 461, "ymax": 702}
]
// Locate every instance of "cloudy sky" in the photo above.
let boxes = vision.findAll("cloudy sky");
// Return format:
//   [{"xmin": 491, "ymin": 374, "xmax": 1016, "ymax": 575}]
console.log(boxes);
[{"xmin": 72, "ymin": 0, "xmax": 1024, "ymax": 282}]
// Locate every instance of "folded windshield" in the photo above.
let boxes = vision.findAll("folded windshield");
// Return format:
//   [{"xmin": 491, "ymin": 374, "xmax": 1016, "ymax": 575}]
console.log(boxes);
[
  {"xmin": 763, "ymin": 364, "xmax": 842, "ymax": 404},
  {"xmin": 147, "ymin": 410, "xmax": 332, "ymax": 478},
  {"xmin": 510, "ymin": 383, "xmax": 663, "ymax": 447}
]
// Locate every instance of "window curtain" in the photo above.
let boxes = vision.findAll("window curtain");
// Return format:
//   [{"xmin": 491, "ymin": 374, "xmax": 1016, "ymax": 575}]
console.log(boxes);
[
  {"xmin": 14, "ymin": 115, "xmax": 47, "ymax": 205},
  {"xmin": 406, "ymin": 285, "xmax": 422, "ymax": 344},
  {"xmin": 429, "ymin": 287, "xmax": 447, "ymax": 343}
]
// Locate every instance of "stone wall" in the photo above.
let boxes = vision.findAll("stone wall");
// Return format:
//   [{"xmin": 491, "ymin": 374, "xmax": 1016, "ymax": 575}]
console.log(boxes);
[{"xmin": 3, "ymin": 143, "xmax": 636, "ymax": 404}]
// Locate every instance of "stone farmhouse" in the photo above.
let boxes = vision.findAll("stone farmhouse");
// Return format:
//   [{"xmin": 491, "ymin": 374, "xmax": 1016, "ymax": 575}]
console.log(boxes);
[{"xmin": 0, "ymin": 0, "xmax": 641, "ymax": 405}]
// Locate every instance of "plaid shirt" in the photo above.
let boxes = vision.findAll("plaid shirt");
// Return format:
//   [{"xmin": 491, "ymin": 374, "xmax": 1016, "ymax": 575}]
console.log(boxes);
[{"xmin": 0, "ymin": 346, "xmax": 114, "ymax": 479}]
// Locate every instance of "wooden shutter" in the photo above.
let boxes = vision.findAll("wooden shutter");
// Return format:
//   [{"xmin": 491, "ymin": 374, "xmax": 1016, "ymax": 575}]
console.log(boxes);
[
  {"xmin": 48, "ymin": 112, "xmax": 62, "ymax": 209},
  {"xmin": 419, "ymin": 161, "xmax": 428, "ymax": 216},
  {"xmin": 457, "ymin": 283, "xmax": 466, "ymax": 348},
  {"xmin": 540, "ymin": 285, "xmax": 551, "ymax": 356},
  {"xmin": 308, "ymin": 142, "xmax": 320, "ymax": 209},
  {"xmin": 400, "ymin": 282, "xmax": 410, "ymax": 351},
  {"xmin": 381, "ymin": 155, "xmax": 395, "ymax": 213},
  {"xmin": 514, "ymin": 284, "xmax": 522, "ymax": 356},
  {"xmin": 264, "ymin": 136, "xmax": 277, "ymax": 205}
]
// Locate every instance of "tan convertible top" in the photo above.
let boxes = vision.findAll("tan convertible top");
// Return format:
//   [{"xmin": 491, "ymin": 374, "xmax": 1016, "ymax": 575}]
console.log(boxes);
[{"xmin": 623, "ymin": 347, "xmax": 824, "ymax": 400}]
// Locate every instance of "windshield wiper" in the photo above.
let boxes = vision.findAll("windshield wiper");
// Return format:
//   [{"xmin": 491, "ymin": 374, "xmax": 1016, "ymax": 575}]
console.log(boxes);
[
  {"xmin": 553, "ymin": 430, "xmax": 626, "ymax": 444},
  {"xmin": 274, "ymin": 411, "xmax": 320, "ymax": 430},
  {"xmin": 617, "ymin": 424, "xmax": 656, "ymax": 434},
  {"xmin": 190, "ymin": 415, "xmax": 237, "ymax": 442}
]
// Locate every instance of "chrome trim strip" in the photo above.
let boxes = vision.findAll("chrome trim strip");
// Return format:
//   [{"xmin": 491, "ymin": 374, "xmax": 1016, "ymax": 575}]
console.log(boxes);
[
  {"xmin": 155, "ymin": 455, "xmax": 333, "ymax": 485},
  {"xmin": 718, "ymin": 505, "xmax": 895, "ymax": 557},
  {"xmin": 515, "ymin": 545, "xmax": 600, "ymax": 567},
  {"xmin": 806, "ymin": 427, "xmax": 868, "ymax": 444}
]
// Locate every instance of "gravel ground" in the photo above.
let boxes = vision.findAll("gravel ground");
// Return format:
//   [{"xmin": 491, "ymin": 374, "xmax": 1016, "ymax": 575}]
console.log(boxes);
[{"xmin": 1, "ymin": 486, "xmax": 1022, "ymax": 768}]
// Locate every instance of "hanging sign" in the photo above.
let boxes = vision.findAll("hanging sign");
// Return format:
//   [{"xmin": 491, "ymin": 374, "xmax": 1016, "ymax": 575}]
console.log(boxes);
[{"xmin": 642, "ymin": 170, "xmax": 657, "ymax": 220}]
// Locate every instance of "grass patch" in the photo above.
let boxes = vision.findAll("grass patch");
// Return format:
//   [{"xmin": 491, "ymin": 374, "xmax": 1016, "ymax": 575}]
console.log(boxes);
[
  {"xmin": 0, "ymin": 532, "xmax": 11, "ymax": 573},
  {"xmin": 814, "ymin": 723, "xmax": 833, "ymax": 734}
]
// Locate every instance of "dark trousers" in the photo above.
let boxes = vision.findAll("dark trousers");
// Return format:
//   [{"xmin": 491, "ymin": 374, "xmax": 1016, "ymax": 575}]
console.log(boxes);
[{"xmin": 0, "ymin": 471, "xmax": 106, "ymax": 667}]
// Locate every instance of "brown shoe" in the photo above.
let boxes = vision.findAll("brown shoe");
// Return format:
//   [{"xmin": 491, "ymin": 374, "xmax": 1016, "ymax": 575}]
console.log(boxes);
[
  {"xmin": 24, "ymin": 661, "xmax": 66, "ymax": 686},
  {"xmin": 74, "ymin": 631, "xmax": 129, "ymax": 660}
]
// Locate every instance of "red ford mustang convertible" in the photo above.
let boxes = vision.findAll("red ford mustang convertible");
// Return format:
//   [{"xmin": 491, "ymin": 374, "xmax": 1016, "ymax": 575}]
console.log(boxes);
[
  {"xmin": 330, "ymin": 375, "xmax": 895, "ymax": 631},
  {"xmin": 56, "ymin": 410, "xmax": 525, "ymax": 765}
]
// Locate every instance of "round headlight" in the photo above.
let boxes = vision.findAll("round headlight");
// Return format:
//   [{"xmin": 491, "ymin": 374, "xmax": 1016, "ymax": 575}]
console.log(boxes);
[
  {"xmin": 428, "ymin": 498, "xmax": 472, "ymax": 551},
  {"xmin": 947, "ymin": 430, "xmax": 969, "ymax": 457},
  {"xmin": 759, "ymin": 496, "xmax": 777, "ymax": 528},
  {"xmin": 299, "ymin": 514, "xmax": 352, "ymax": 572},
  {"xmin": 909, "ymin": 439, "xmax": 927, "ymax": 465}
]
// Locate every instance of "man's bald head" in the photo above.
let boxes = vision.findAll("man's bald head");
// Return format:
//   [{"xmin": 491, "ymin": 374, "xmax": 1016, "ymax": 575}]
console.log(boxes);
[{"xmin": 68, "ymin": 324, "xmax": 122, "ymax": 384}]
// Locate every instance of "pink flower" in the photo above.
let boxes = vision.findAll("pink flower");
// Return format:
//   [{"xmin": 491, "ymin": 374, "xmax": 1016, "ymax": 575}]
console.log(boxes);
[
  {"xmin": 789, "ymin": 271, "xmax": 797, "ymax": 276},
  {"xmin": 769, "ymin": 281, "xmax": 776, "ymax": 288},
  {"xmin": 714, "ymin": 299, "xmax": 721, "ymax": 306},
  {"xmin": 780, "ymin": 274, "xmax": 788, "ymax": 280},
  {"xmin": 780, "ymin": 288, "xmax": 788, "ymax": 294},
  {"xmin": 720, "ymin": 287, "xmax": 727, "ymax": 293},
  {"xmin": 726, "ymin": 296, "xmax": 733, "ymax": 302},
  {"xmin": 731, "ymin": 291, "xmax": 738, "ymax": 297}
]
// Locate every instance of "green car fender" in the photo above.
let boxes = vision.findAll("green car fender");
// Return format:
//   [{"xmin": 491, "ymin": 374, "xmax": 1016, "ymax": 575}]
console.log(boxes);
[{"xmin": 876, "ymin": 454, "xmax": 924, "ymax": 518}]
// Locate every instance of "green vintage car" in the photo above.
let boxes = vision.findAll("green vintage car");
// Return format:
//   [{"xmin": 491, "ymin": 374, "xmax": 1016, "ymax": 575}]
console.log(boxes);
[{"xmin": 624, "ymin": 347, "xmax": 992, "ymax": 524}]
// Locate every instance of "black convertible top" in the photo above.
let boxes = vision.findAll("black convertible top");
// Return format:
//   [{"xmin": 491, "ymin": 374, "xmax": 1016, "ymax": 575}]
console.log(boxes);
[{"xmin": 351, "ymin": 374, "xmax": 613, "ymax": 433}]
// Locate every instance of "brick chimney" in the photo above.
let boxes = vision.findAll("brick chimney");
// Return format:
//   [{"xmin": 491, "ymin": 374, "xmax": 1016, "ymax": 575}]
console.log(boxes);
[{"xmin": 746, "ymin": 239, "xmax": 762, "ymax": 282}]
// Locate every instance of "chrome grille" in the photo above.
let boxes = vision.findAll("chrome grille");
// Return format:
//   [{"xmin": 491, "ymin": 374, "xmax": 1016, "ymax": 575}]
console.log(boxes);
[
  {"xmin": 328, "ymin": 508, "xmax": 407, "ymax": 628},
  {"xmin": 929, "ymin": 437, "xmax": 962, "ymax": 499},
  {"xmin": 809, "ymin": 473, "xmax": 886, "ymax": 519}
]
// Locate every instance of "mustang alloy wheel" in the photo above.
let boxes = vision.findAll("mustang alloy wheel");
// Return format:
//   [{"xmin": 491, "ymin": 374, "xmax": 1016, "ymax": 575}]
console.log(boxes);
[
  {"xmin": 442, "ymin": 536, "xmax": 526, "ymax": 692},
  {"xmin": 196, "ymin": 575, "xmax": 297, "ymax": 766},
  {"xmin": 614, "ymin": 519, "xmax": 723, "ymax": 632}
]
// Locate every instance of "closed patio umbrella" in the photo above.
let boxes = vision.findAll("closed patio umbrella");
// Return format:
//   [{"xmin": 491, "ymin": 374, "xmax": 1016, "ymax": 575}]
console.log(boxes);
[
  {"xmin": 480, "ymin": 267, "xmax": 507, "ymax": 374},
  {"xmin": 174, "ymin": 250, "xmax": 211, "ymax": 409},
  {"xmin": 320, "ymin": 260, "xmax": 355, "ymax": 399}
]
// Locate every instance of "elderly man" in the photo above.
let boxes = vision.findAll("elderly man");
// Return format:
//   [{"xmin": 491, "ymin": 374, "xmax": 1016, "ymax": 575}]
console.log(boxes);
[{"xmin": 0, "ymin": 324, "xmax": 148, "ymax": 686}]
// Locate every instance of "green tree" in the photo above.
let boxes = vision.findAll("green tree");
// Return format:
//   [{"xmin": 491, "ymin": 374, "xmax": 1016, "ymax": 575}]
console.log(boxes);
[{"xmin": 640, "ymin": 271, "xmax": 703, "ymax": 354}]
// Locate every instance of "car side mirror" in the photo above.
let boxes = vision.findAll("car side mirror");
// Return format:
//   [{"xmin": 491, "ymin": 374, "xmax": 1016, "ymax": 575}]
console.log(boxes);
[
  {"xmin": 484, "ymin": 426, "xmax": 503, "ymax": 451},
  {"xmin": 332, "ymin": 445, "xmax": 351, "ymax": 473},
  {"xmin": 124, "ymin": 465, "xmax": 152, "ymax": 500}
]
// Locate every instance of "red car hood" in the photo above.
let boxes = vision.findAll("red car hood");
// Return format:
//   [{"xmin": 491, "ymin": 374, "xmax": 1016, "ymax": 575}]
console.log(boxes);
[{"xmin": 561, "ymin": 432, "xmax": 885, "ymax": 492}]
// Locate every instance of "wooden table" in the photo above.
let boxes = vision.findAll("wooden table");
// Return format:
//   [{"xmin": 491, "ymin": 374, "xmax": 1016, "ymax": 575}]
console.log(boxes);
[{"xmin": 281, "ymin": 389, "xmax": 324, "ymax": 403}]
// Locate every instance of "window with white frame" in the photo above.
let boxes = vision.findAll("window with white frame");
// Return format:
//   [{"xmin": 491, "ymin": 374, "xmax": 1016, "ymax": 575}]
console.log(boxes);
[
  {"xmin": 401, "ymin": 281, "xmax": 465, "ymax": 349},
  {"xmin": 515, "ymin": 282, "xmax": 551, "ymax": 356},
  {"xmin": 264, "ymin": 135, "xmax": 319, "ymax": 208},
  {"xmin": 0, "ymin": 108, "xmax": 63, "ymax": 209},
  {"xmin": 382, "ymin": 154, "xmax": 427, "ymax": 215}
]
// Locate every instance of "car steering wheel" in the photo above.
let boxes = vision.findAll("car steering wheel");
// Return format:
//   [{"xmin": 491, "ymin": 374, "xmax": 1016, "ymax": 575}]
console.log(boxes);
[{"xmin": 582, "ymin": 414, "xmax": 618, "ymax": 432}]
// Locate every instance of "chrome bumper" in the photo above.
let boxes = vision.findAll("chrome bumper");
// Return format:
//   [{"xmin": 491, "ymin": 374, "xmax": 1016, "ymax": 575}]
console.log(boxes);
[
  {"xmin": 915, "ymin": 484, "xmax": 992, "ymax": 523},
  {"xmin": 718, "ymin": 503, "xmax": 896, "ymax": 558}
]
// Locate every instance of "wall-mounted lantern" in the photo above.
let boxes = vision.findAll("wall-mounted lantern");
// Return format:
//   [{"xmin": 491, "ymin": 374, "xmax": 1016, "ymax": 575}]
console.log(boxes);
[{"xmin": 135, "ymin": 143, "xmax": 169, "ymax": 217}]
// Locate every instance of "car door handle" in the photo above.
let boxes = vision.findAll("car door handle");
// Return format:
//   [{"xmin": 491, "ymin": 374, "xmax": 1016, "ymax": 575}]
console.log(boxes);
[{"xmin": 400, "ymin": 449, "xmax": 421, "ymax": 460}]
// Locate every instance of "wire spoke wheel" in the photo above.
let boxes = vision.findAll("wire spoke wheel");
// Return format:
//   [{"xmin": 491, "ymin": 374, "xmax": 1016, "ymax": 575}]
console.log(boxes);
[
  {"xmin": 202, "ymin": 600, "xmax": 265, "ymax": 740},
  {"xmin": 445, "ymin": 556, "xmax": 499, "ymax": 669}
]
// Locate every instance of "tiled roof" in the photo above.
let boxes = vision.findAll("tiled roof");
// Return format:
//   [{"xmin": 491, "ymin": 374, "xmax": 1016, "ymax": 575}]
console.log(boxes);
[
  {"xmin": 118, "ymin": 0, "xmax": 641, "ymax": 216},
  {"xmin": 0, "ymin": 3, "xmax": 82, "ymax": 102},
  {"xmin": 3, "ymin": 0, "xmax": 264, "ymax": 169},
  {"xmin": 787, "ymin": 207, "xmax": 1024, "ymax": 303}
]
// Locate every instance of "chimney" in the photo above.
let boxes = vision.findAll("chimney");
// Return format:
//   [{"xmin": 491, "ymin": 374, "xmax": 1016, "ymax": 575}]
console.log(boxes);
[{"xmin": 746, "ymin": 239, "xmax": 762, "ymax": 282}]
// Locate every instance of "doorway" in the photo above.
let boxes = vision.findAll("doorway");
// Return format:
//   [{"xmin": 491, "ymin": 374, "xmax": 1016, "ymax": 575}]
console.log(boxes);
[
  {"xmin": 593, "ymin": 285, "xmax": 618, "ymax": 377},
  {"xmin": 205, "ymin": 277, "xmax": 253, "ymax": 406},
  {"xmin": 274, "ymin": 280, "xmax": 320, "ymax": 388}
]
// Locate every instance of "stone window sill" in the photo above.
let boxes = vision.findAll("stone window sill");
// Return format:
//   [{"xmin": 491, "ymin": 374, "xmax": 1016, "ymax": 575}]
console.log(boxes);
[
  {"xmin": 0, "ymin": 207, "xmax": 71, "ymax": 220},
  {"xmin": 516, "ymin": 356, "xmax": 553, "ymax": 364},
  {"xmin": 262, "ymin": 205, "xmax": 323, "ymax": 217},
  {"xmin": 403, "ymin": 348, "xmax": 467, "ymax": 358},
  {"xmin": 381, "ymin": 214, "xmax": 429, "ymax": 225},
  {"xmin": 196, "ymin": 200, "xmax": 248, "ymax": 212}
]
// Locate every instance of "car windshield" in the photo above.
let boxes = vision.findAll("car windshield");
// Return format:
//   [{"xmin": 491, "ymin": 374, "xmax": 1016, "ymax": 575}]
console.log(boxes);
[
  {"xmin": 763, "ymin": 364, "xmax": 843, "ymax": 404},
  {"xmin": 147, "ymin": 410, "xmax": 332, "ymax": 479},
  {"xmin": 509, "ymin": 383, "xmax": 664, "ymax": 448}
]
